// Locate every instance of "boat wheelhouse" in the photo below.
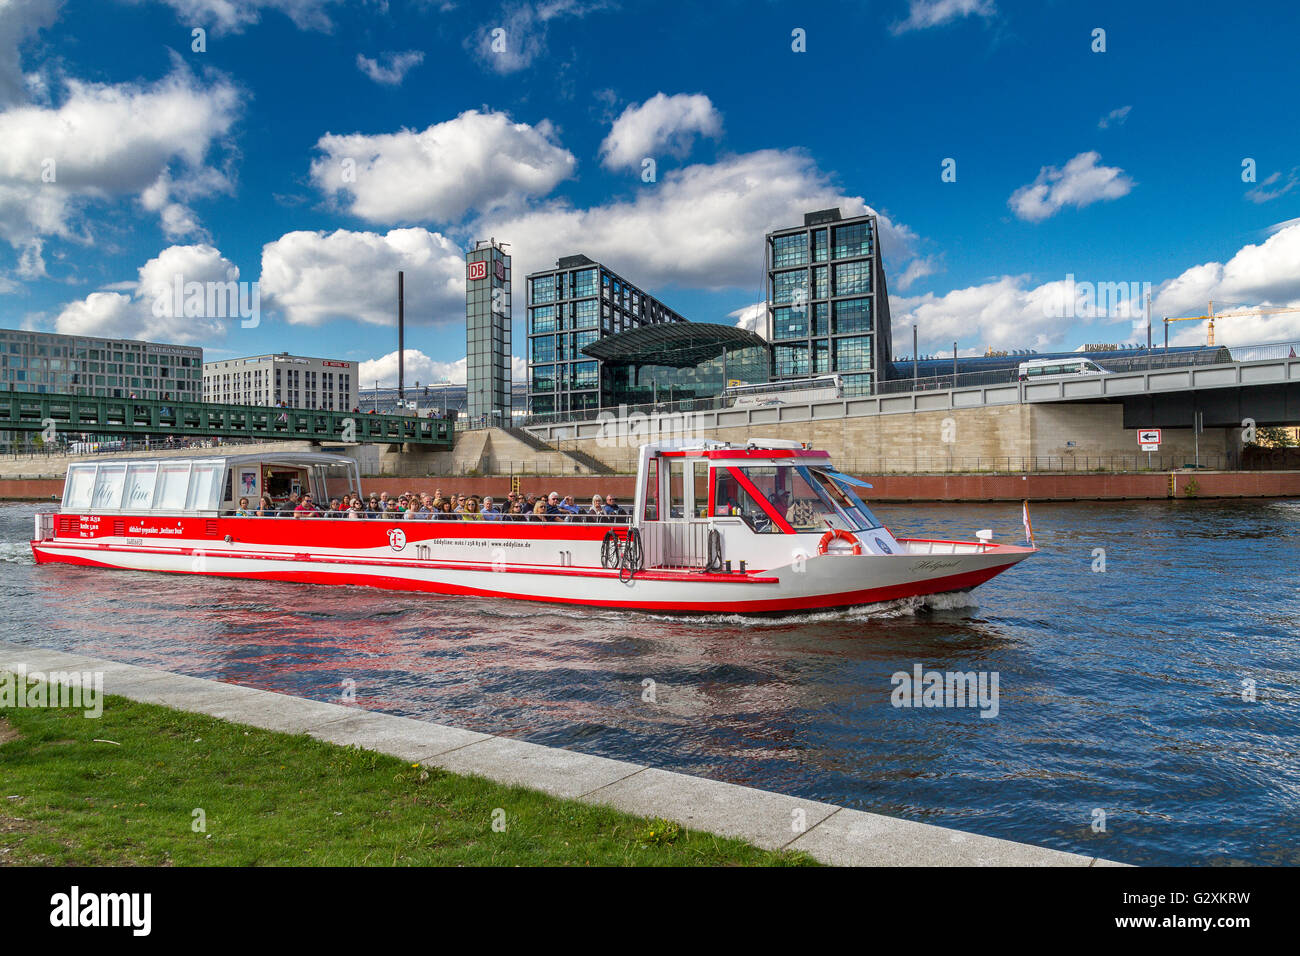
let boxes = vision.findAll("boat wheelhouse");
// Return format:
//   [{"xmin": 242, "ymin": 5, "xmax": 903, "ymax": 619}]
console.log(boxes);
[{"xmin": 31, "ymin": 442, "xmax": 1035, "ymax": 614}]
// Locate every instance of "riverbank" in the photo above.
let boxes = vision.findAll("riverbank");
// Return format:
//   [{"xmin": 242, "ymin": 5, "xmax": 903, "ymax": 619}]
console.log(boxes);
[
  {"xmin": 0, "ymin": 644, "xmax": 1115, "ymax": 866},
  {"xmin": 4, "ymin": 470, "xmax": 1300, "ymax": 502},
  {"xmin": 0, "ymin": 689, "xmax": 809, "ymax": 866}
]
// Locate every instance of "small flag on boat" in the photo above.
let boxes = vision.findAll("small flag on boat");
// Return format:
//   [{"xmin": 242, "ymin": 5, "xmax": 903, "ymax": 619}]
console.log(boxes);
[{"xmin": 1022, "ymin": 500, "xmax": 1035, "ymax": 547}]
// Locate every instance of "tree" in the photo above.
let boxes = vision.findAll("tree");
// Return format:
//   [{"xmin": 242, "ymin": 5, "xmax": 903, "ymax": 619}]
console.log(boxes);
[{"xmin": 1254, "ymin": 426, "xmax": 1299, "ymax": 448}]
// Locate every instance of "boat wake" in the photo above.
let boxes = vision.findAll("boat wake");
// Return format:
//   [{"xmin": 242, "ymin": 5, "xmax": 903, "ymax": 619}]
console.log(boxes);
[
  {"xmin": 647, "ymin": 589, "xmax": 981, "ymax": 627},
  {"xmin": 0, "ymin": 542, "xmax": 33, "ymax": 565}
]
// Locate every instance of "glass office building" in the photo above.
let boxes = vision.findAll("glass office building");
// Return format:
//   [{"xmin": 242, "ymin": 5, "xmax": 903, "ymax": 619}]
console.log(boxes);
[
  {"xmin": 526, "ymin": 255, "xmax": 686, "ymax": 416},
  {"xmin": 465, "ymin": 240, "xmax": 512, "ymax": 425},
  {"xmin": 582, "ymin": 323, "xmax": 770, "ymax": 408},
  {"xmin": 0, "ymin": 327, "xmax": 202, "ymax": 399},
  {"xmin": 765, "ymin": 208, "xmax": 894, "ymax": 396}
]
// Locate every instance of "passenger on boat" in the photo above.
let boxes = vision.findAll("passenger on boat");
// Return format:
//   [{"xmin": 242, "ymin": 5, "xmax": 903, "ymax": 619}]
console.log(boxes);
[
  {"xmin": 294, "ymin": 496, "xmax": 321, "ymax": 518},
  {"xmin": 280, "ymin": 494, "xmax": 301, "ymax": 516},
  {"xmin": 482, "ymin": 496, "xmax": 501, "ymax": 520},
  {"xmin": 234, "ymin": 497, "xmax": 252, "ymax": 517},
  {"xmin": 328, "ymin": 497, "xmax": 344, "ymax": 517},
  {"xmin": 504, "ymin": 501, "xmax": 526, "ymax": 521},
  {"xmin": 602, "ymin": 495, "xmax": 625, "ymax": 516},
  {"xmin": 558, "ymin": 494, "xmax": 580, "ymax": 516},
  {"xmin": 531, "ymin": 500, "xmax": 550, "ymax": 521},
  {"xmin": 545, "ymin": 492, "xmax": 564, "ymax": 518},
  {"xmin": 585, "ymin": 495, "xmax": 605, "ymax": 522},
  {"xmin": 461, "ymin": 498, "xmax": 482, "ymax": 521},
  {"xmin": 255, "ymin": 495, "xmax": 275, "ymax": 517}
]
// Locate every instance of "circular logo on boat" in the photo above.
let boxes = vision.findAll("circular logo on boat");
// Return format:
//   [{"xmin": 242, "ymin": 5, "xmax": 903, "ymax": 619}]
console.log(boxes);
[
  {"xmin": 874, "ymin": 536, "xmax": 892, "ymax": 554},
  {"xmin": 387, "ymin": 528, "xmax": 407, "ymax": 551}
]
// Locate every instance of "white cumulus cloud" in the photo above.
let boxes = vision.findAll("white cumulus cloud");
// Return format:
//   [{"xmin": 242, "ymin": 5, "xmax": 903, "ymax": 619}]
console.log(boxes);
[
  {"xmin": 477, "ymin": 149, "xmax": 920, "ymax": 292},
  {"xmin": 54, "ymin": 243, "xmax": 240, "ymax": 343},
  {"xmin": 0, "ymin": 62, "xmax": 240, "ymax": 246},
  {"xmin": 260, "ymin": 227, "xmax": 466, "ymax": 327},
  {"xmin": 134, "ymin": 0, "xmax": 343, "ymax": 35},
  {"xmin": 359, "ymin": 350, "xmax": 528, "ymax": 388},
  {"xmin": 309, "ymin": 109, "xmax": 576, "ymax": 225},
  {"xmin": 1008, "ymin": 151, "xmax": 1135, "ymax": 222},
  {"xmin": 890, "ymin": 223, "xmax": 1300, "ymax": 352},
  {"xmin": 0, "ymin": 0, "xmax": 61, "ymax": 108},
  {"xmin": 356, "ymin": 50, "xmax": 425, "ymax": 86},
  {"xmin": 891, "ymin": 0, "xmax": 995, "ymax": 35},
  {"xmin": 465, "ymin": 0, "xmax": 611, "ymax": 74},
  {"xmin": 599, "ymin": 92, "xmax": 722, "ymax": 171}
]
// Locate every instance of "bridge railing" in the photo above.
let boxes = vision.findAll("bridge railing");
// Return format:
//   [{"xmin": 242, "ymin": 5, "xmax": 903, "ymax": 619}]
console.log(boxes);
[
  {"xmin": 0, "ymin": 392, "xmax": 454, "ymax": 447},
  {"xmin": 516, "ymin": 340, "xmax": 1300, "ymax": 427}
]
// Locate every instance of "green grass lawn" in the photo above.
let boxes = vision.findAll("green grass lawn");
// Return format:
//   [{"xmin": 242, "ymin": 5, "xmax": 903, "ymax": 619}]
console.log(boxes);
[{"xmin": 0, "ymin": 693, "xmax": 815, "ymax": 867}]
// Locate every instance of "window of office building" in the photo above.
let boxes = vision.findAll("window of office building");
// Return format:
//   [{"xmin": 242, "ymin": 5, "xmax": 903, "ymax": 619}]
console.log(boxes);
[
  {"xmin": 833, "ymin": 335, "xmax": 873, "ymax": 371},
  {"xmin": 772, "ymin": 306, "xmax": 808, "ymax": 339},
  {"xmin": 774, "ymin": 343, "xmax": 810, "ymax": 377},
  {"xmin": 531, "ymin": 275, "xmax": 557, "ymax": 303},
  {"xmin": 530, "ymin": 305, "xmax": 557, "ymax": 334},
  {"xmin": 531, "ymin": 336, "xmax": 555, "ymax": 363},
  {"xmin": 771, "ymin": 233, "xmax": 809, "ymax": 268},
  {"xmin": 833, "ymin": 297, "xmax": 872, "ymax": 334},
  {"xmin": 575, "ymin": 299, "xmax": 598, "ymax": 328},
  {"xmin": 832, "ymin": 222, "xmax": 872, "ymax": 259},
  {"xmin": 812, "ymin": 302, "xmax": 829, "ymax": 336},
  {"xmin": 812, "ymin": 265, "xmax": 828, "ymax": 299},
  {"xmin": 772, "ymin": 269, "xmax": 807, "ymax": 306},
  {"xmin": 574, "ymin": 269, "xmax": 598, "ymax": 297},
  {"xmin": 531, "ymin": 364, "xmax": 556, "ymax": 392},
  {"xmin": 572, "ymin": 361, "xmax": 598, "ymax": 391},
  {"xmin": 814, "ymin": 339, "xmax": 830, "ymax": 373},
  {"xmin": 833, "ymin": 260, "xmax": 871, "ymax": 296},
  {"xmin": 812, "ymin": 229, "xmax": 828, "ymax": 262}
]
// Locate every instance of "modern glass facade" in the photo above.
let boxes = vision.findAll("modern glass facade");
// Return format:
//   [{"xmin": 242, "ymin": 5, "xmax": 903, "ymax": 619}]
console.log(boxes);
[
  {"xmin": 765, "ymin": 208, "xmax": 894, "ymax": 396},
  {"xmin": 0, "ymin": 328, "xmax": 202, "ymax": 399},
  {"xmin": 586, "ymin": 324, "xmax": 770, "ymax": 408},
  {"xmin": 525, "ymin": 255, "xmax": 686, "ymax": 416},
  {"xmin": 466, "ymin": 241, "xmax": 512, "ymax": 424}
]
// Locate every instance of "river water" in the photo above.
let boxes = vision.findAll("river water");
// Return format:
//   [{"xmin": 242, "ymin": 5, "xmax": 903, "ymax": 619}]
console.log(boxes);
[{"xmin": 2, "ymin": 497, "xmax": 1297, "ymax": 865}]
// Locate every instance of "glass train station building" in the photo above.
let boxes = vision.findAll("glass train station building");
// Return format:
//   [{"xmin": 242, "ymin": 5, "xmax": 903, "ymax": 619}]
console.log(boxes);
[{"xmin": 523, "ymin": 207, "xmax": 895, "ymax": 417}]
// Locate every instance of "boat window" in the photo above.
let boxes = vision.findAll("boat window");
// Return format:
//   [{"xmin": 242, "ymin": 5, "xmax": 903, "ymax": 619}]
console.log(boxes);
[
  {"xmin": 692, "ymin": 460, "xmax": 709, "ymax": 518},
  {"xmin": 805, "ymin": 468, "xmax": 882, "ymax": 530},
  {"xmin": 642, "ymin": 457, "xmax": 659, "ymax": 521},
  {"xmin": 154, "ymin": 461, "xmax": 192, "ymax": 511},
  {"xmin": 668, "ymin": 459, "xmax": 686, "ymax": 519},
  {"xmin": 123, "ymin": 463, "xmax": 159, "ymax": 510},
  {"xmin": 90, "ymin": 463, "xmax": 126, "ymax": 510},
  {"xmin": 718, "ymin": 467, "xmax": 785, "ymax": 534},
  {"xmin": 186, "ymin": 462, "xmax": 222, "ymax": 511},
  {"xmin": 65, "ymin": 464, "xmax": 96, "ymax": 511}
]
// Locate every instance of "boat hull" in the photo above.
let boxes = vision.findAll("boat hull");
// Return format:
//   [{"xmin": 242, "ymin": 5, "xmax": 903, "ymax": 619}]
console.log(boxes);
[{"xmin": 29, "ymin": 516, "xmax": 1033, "ymax": 615}]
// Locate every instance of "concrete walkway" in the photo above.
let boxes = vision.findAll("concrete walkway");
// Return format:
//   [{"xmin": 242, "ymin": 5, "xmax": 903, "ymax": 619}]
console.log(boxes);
[{"xmin": 0, "ymin": 642, "xmax": 1125, "ymax": 867}]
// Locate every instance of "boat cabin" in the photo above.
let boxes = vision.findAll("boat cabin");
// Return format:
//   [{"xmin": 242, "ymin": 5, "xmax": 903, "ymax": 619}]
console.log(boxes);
[
  {"xmin": 633, "ymin": 440, "xmax": 898, "ymax": 566},
  {"xmin": 59, "ymin": 452, "xmax": 362, "ymax": 517}
]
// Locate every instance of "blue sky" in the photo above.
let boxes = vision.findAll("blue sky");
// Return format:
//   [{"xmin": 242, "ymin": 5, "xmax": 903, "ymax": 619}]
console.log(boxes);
[{"xmin": 2, "ymin": 0, "xmax": 1298, "ymax": 386}]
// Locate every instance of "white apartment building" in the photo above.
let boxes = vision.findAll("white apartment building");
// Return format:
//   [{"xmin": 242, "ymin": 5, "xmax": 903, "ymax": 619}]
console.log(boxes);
[{"xmin": 202, "ymin": 352, "xmax": 356, "ymax": 410}]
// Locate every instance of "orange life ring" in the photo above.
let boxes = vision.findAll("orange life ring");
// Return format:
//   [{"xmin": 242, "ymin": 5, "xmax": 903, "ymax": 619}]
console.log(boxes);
[{"xmin": 817, "ymin": 529, "xmax": 862, "ymax": 556}]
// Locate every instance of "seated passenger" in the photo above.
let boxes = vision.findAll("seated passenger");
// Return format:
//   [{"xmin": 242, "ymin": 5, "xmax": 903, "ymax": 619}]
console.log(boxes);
[
  {"xmin": 602, "ymin": 495, "xmax": 625, "ymax": 516},
  {"xmin": 255, "ymin": 495, "xmax": 275, "ymax": 516},
  {"xmin": 461, "ymin": 498, "xmax": 482, "ymax": 521},
  {"xmin": 234, "ymin": 496, "xmax": 252, "ymax": 516},
  {"xmin": 530, "ymin": 500, "xmax": 550, "ymax": 521},
  {"xmin": 586, "ymin": 495, "xmax": 605, "ymax": 522},
  {"xmin": 481, "ymin": 496, "xmax": 501, "ymax": 520}
]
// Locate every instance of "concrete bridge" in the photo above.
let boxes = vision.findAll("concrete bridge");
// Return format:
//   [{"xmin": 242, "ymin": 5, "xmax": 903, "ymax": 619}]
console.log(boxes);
[{"xmin": 522, "ymin": 345, "xmax": 1300, "ymax": 473}]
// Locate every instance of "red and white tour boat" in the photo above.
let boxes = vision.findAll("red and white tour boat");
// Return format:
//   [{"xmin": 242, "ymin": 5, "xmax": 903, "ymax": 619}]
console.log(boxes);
[{"xmin": 30, "ymin": 440, "xmax": 1035, "ymax": 614}]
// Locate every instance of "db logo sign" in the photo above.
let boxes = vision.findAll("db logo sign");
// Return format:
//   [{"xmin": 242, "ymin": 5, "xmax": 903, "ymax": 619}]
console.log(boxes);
[
  {"xmin": 467, "ymin": 261, "xmax": 487, "ymax": 281},
  {"xmin": 387, "ymin": 528, "xmax": 407, "ymax": 551}
]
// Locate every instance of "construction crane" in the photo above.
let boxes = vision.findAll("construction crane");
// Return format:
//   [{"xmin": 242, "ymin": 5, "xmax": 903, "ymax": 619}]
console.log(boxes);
[{"xmin": 1162, "ymin": 301, "xmax": 1300, "ymax": 347}]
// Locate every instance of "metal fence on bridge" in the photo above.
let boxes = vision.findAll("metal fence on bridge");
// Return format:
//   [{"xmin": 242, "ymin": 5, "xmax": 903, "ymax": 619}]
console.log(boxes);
[{"xmin": 0, "ymin": 392, "xmax": 454, "ymax": 447}]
